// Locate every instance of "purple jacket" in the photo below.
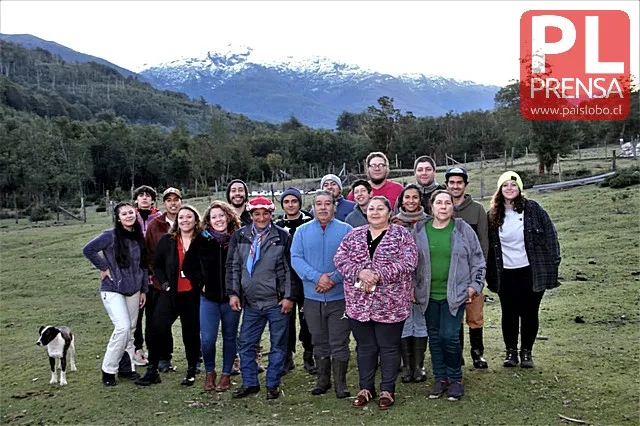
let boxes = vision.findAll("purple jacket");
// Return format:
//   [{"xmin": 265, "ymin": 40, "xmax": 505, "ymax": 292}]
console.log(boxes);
[
  {"xmin": 334, "ymin": 223, "xmax": 418, "ymax": 323},
  {"xmin": 83, "ymin": 229, "xmax": 149, "ymax": 296}
]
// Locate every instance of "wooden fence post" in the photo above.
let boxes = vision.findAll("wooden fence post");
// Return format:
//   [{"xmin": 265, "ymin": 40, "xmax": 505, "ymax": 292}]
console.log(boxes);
[
  {"xmin": 612, "ymin": 150, "xmax": 617, "ymax": 171},
  {"xmin": 557, "ymin": 154, "xmax": 562, "ymax": 182},
  {"xmin": 504, "ymin": 150, "xmax": 508, "ymax": 171},
  {"xmin": 480, "ymin": 151, "xmax": 485, "ymax": 200}
]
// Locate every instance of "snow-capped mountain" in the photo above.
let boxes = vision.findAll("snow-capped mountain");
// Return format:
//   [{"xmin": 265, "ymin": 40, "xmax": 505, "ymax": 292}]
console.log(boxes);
[{"xmin": 140, "ymin": 45, "xmax": 500, "ymax": 128}]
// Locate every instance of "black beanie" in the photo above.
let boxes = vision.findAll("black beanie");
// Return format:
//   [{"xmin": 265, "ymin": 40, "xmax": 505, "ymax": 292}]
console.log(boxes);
[
  {"xmin": 280, "ymin": 187, "xmax": 302, "ymax": 207},
  {"xmin": 226, "ymin": 179, "xmax": 249, "ymax": 203}
]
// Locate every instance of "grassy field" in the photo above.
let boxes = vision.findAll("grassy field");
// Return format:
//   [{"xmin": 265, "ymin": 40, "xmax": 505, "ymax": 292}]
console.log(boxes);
[{"xmin": 1, "ymin": 167, "xmax": 639, "ymax": 425}]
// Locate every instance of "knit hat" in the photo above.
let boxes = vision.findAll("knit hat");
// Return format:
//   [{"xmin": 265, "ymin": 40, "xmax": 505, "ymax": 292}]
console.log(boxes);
[
  {"xmin": 162, "ymin": 187, "xmax": 182, "ymax": 200},
  {"xmin": 497, "ymin": 171, "xmax": 524, "ymax": 192},
  {"xmin": 280, "ymin": 187, "xmax": 302, "ymax": 207},
  {"xmin": 445, "ymin": 166, "xmax": 469, "ymax": 184},
  {"xmin": 247, "ymin": 196, "xmax": 275, "ymax": 212},
  {"xmin": 320, "ymin": 174, "xmax": 343, "ymax": 192},
  {"xmin": 133, "ymin": 185, "xmax": 157, "ymax": 201},
  {"xmin": 225, "ymin": 179, "xmax": 249, "ymax": 204}
]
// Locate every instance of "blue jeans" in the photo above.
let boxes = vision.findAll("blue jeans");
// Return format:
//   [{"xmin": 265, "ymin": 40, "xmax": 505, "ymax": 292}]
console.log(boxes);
[
  {"xmin": 425, "ymin": 299, "xmax": 464, "ymax": 382},
  {"xmin": 238, "ymin": 305, "xmax": 290, "ymax": 388},
  {"xmin": 200, "ymin": 295, "xmax": 241, "ymax": 374},
  {"xmin": 401, "ymin": 303, "xmax": 428, "ymax": 338}
]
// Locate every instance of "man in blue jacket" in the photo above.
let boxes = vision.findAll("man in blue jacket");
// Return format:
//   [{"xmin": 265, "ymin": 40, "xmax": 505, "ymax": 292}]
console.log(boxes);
[{"xmin": 291, "ymin": 190, "xmax": 353, "ymax": 399}]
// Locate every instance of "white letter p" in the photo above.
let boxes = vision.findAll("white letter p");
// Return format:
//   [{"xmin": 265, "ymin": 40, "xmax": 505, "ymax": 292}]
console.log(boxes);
[{"xmin": 531, "ymin": 15, "xmax": 576, "ymax": 73}]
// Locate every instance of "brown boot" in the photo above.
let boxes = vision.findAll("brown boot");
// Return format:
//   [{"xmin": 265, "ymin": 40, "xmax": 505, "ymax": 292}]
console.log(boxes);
[
  {"xmin": 216, "ymin": 373, "xmax": 231, "ymax": 392},
  {"xmin": 203, "ymin": 372, "xmax": 216, "ymax": 391}
]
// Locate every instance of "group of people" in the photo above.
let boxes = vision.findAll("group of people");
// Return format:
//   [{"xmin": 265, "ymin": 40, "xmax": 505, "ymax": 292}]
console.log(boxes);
[{"xmin": 82, "ymin": 150, "xmax": 561, "ymax": 408}]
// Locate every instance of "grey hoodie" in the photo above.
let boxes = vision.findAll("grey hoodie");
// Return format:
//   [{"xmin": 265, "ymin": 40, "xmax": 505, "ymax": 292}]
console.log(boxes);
[{"xmin": 413, "ymin": 217, "xmax": 486, "ymax": 316}]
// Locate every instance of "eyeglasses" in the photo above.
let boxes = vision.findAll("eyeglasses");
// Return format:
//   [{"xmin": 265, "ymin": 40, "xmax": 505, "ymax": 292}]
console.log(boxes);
[{"xmin": 368, "ymin": 164, "xmax": 387, "ymax": 169}]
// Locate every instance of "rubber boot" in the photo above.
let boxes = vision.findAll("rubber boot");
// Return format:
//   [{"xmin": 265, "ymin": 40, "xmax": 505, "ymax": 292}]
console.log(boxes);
[
  {"xmin": 469, "ymin": 328, "xmax": 489, "ymax": 369},
  {"xmin": 400, "ymin": 337, "xmax": 414, "ymax": 383},
  {"xmin": 413, "ymin": 336, "xmax": 428, "ymax": 382},
  {"xmin": 303, "ymin": 350, "xmax": 317, "ymax": 375},
  {"xmin": 311, "ymin": 356, "xmax": 332, "ymax": 395},
  {"xmin": 459, "ymin": 327, "xmax": 465, "ymax": 366},
  {"xmin": 332, "ymin": 359, "xmax": 351, "ymax": 398},
  {"xmin": 282, "ymin": 351, "xmax": 295, "ymax": 375}
]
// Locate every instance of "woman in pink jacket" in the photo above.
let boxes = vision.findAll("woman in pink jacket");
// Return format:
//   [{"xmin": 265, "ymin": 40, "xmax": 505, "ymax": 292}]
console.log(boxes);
[{"xmin": 334, "ymin": 196, "xmax": 418, "ymax": 410}]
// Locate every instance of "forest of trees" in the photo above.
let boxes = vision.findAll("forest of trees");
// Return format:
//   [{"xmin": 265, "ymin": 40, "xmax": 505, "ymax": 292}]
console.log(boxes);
[{"xmin": 1, "ymin": 40, "xmax": 638, "ymax": 212}]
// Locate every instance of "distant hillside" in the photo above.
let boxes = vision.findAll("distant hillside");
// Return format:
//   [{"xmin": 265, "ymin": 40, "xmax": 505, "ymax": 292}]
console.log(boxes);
[
  {"xmin": 0, "ymin": 33, "xmax": 138, "ymax": 78},
  {"xmin": 140, "ymin": 45, "xmax": 501, "ymax": 128},
  {"xmin": 0, "ymin": 40, "xmax": 273, "ymax": 133}
]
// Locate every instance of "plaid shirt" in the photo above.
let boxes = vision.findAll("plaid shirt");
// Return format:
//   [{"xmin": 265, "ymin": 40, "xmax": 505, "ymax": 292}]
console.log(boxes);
[{"xmin": 486, "ymin": 199, "xmax": 561, "ymax": 293}]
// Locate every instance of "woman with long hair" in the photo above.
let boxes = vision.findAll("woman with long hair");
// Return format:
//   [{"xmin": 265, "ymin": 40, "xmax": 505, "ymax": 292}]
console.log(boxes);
[
  {"xmin": 391, "ymin": 184, "xmax": 429, "ymax": 384},
  {"xmin": 83, "ymin": 202, "xmax": 148, "ymax": 386},
  {"xmin": 136, "ymin": 205, "xmax": 203, "ymax": 387},
  {"xmin": 486, "ymin": 171, "xmax": 560, "ymax": 369},
  {"xmin": 183, "ymin": 201, "xmax": 241, "ymax": 392},
  {"xmin": 334, "ymin": 196, "xmax": 418, "ymax": 410}
]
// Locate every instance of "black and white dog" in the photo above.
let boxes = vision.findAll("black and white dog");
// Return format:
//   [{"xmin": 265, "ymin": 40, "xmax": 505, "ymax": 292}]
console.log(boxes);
[{"xmin": 36, "ymin": 326, "xmax": 77, "ymax": 386}]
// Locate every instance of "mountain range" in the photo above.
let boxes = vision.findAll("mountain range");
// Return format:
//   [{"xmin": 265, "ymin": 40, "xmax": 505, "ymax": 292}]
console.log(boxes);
[{"xmin": 1, "ymin": 34, "xmax": 500, "ymax": 128}]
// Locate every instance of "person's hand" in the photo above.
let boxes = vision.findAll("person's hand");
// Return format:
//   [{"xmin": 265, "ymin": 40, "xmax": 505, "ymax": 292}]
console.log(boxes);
[
  {"xmin": 202, "ymin": 285, "xmax": 206, "ymax": 293},
  {"xmin": 410, "ymin": 287, "xmax": 416, "ymax": 303},
  {"xmin": 358, "ymin": 269, "xmax": 379, "ymax": 286},
  {"xmin": 315, "ymin": 272, "xmax": 335, "ymax": 293},
  {"xmin": 466, "ymin": 287, "xmax": 477, "ymax": 304},
  {"xmin": 229, "ymin": 296, "xmax": 241, "ymax": 312},
  {"xmin": 279, "ymin": 298, "xmax": 294, "ymax": 314},
  {"xmin": 100, "ymin": 269, "xmax": 112, "ymax": 281},
  {"xmin": 139, "ymin": 293, "xmax": 146, "ymax": 309}
]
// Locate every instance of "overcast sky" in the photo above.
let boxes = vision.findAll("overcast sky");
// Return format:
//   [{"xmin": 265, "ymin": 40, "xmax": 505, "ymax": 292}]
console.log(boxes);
[{"xmin": 1, "ymin": 1, "xmax": 638, "ymax": 87}]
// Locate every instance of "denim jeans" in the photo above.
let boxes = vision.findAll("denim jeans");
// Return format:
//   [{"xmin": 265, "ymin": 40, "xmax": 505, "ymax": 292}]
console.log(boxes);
[
  {"xmin": 401, "ymin": 303, "xmax": 428, "ymax": 338},
  {"xmin": 238, "ymin": 305, "xmax": 290, "ymax": 388},
  {"xmin": 425, "ymin": 299, "xmax": 464, "ymax": 382},
  {"xmin": 200, "ymin": 295, "xmax": 241, "ymax": 374}
]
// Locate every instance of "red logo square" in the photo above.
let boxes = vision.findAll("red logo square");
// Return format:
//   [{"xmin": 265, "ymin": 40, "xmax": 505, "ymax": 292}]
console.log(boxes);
[{"xmin": 520, "ymin": 10, "xmax": 630, "ymax": 120}]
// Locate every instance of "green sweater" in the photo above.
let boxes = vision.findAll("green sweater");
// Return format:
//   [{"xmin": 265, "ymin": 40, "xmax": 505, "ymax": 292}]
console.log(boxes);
[{"xmin": 426, "ymin": 220, "xmax": 453, "ymax": 301}]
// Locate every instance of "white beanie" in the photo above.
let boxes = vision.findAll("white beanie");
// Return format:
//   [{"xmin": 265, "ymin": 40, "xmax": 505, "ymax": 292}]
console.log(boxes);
[{"xmin": 320, "ymin": 174, "xmax": 343, "ymax": 191}]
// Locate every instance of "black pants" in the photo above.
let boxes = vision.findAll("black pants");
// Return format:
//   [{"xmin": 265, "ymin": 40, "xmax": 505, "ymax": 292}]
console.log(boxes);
[
  {"xmin": 147, "ymin": 289, "xmax": 200, "ymax": 368},
  {"xmin": 286, "ymin": 300, "xmax": 314, "ymax": 354},
  {"xmin": 498, "ymin": 266, "xmax": 545, "ymax": 351},
  {"xmin": 350, "ymin": 319, "xmax": 404, "ymax": 393},
  {"xmin": 144, "ymin": 287, "xmax": 173, "ymax": 361},
  {"xmin": 134, "ymin": 307, "xmax": 144, "ymax": 351}
]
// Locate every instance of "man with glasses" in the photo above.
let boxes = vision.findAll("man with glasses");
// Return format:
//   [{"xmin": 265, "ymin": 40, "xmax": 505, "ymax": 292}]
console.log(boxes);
[{"xmin": 347, "ymin": 152, "xmax": 403, "ymax": 210}]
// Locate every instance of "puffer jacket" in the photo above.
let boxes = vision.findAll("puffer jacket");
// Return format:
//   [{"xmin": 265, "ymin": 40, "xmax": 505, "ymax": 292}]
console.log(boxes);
[{"xmin": 183, "ymin": 231, "xmax": 230, "ymax": 303}]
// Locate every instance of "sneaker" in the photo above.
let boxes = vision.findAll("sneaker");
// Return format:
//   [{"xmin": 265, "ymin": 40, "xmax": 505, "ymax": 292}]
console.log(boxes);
[
  {"xmin": 133, "ymin": 350, "xmax": 148, "ymax": 366},
  {"xmin": 102, "ymin": 370, "xmax": 117, "ymax": 386},
  {"xmin": 428, "ymin": 380, "xmax": 449, "ymax": 399},
  {"xmin": 520, "ymin": 349, "xmax": 534, "ymax": 368},
  {"xmin": 484, "ymin": 295, "xmax": 495, "ymax": 303},
  {"xmin": 447, "ymin": 381, "xmax": 464, "ymax": 401},
  {"xmin": 266, "ymin": 386, "xmax": 280, "ymax": 400},
  {"xmin": 503, "ymin": 348, "xmax": 519, "ymax": 367}
]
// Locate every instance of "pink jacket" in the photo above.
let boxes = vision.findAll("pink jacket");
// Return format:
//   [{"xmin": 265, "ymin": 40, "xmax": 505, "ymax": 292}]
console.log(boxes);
[{"xmin": 334, "ymin": 223, "xmax": 418, "ymax": 323}]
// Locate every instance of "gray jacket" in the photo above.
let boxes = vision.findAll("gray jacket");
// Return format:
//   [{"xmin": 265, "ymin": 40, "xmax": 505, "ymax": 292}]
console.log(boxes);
[
  {"xmin": 345, "ymin": 206, "xmax": 367, "ymax": 228},
  {"xmin": 413, "ymin": 218, "xmax": 486, "ymax": 316},
  {"xmin": 226, "ymin": 224, "xmax": 294, "ymax": 310}
]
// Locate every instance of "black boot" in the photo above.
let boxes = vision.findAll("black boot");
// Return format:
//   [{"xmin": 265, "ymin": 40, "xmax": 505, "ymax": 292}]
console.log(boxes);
[
  {"xmin": 503, "ymin": 348, "xmax": 519, "ymax": 367},
  {"xmin": 413, "ymin": 336, "xmax": 428, "ymax": 383},
  {"xmin": 102, "ymin": 370, "xmax": 117, "ymax": 386},
  {"xmin": 332, "ymin": 359, "xmax": 350, "ymax": 398},
  {"xmin": 520, "ymin": 349, "xmax": 534, "ymax": 368},
  {"xmin": 282, "ymin": 352, "xmax": 295, "ymax": 375},
  {"xmin": 311, "ymin": 356, "xmax": 332, "ymax": 395},
  {"xmin": 303, "ymin": 350, "xmax": 317, "ymax": 375},
  {"xmin": 135, "ymin": 365, "xmax": 161, "ymax": 386},
  {"xmin": 459, "ymin": 327, "xmax": 465, "ymax": 366},
  {"xmin": 180, "ymin": 366, "xmax": 197, "ymax": 386},
  {"xmin": 400, "ymin": 337, "xmax": 414, "ymax": 383},
  {"xmin": 469, "ymin": 328, "xmax": 489, "ymax": 369}
]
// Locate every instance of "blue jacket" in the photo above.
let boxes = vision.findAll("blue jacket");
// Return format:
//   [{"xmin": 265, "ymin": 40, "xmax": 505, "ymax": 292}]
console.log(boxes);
[{"xmin": 291, "ymin": 218, "xmax": 353, "ymax": 302}]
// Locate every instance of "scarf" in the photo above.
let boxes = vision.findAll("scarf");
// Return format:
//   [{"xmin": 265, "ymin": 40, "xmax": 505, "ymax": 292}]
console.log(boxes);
[
  {"xmin": 246, "ymin": 224, "xmax": 271, "ymax": 276},
  {"xmin": 419, "ymin": 181, "xmax": 441, "ymax": 196},
  {"xmin": 201, "ymin": 228, "xmax": 231, "ymax": 248},
  {"xmin": 393, "ymin": 207, "xmax": 427, "ymax": 229}
]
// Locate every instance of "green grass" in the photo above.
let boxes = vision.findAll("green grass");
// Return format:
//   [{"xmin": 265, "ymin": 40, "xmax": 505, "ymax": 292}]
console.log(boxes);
[{"xmin": 1, "ymin": 179, "xmax": 639, "ymax": 425}]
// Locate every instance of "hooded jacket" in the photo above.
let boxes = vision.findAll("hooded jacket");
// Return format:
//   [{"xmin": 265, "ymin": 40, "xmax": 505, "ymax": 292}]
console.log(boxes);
[{"xmin": 413, "ymin": 218, "xmax": 486, "ymax": 317}]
